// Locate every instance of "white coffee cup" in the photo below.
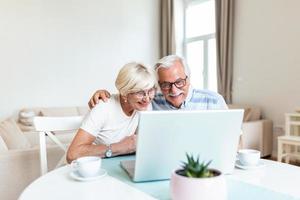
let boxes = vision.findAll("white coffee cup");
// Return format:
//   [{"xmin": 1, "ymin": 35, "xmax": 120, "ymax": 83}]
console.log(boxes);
[
  {"xmin": 71, "ymin": 156, "xmax": 102, "ymax": 177},
  {"xmin": 237, "ymin": 149, "xmax": 261, "ymax": 166}
]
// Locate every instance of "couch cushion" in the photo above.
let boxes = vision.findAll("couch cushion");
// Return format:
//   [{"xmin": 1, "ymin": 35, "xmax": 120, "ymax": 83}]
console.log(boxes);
[
  {"xmin": 0, "ymin": 118, "xmax": 31, "ymax": 149},
  {"xmin": 0, "ymin": 135, "xmax": 8, "ymax": 152},
  {"xmin": 40, "ymin": 107, "xmax": 78, "ymax": 117}
]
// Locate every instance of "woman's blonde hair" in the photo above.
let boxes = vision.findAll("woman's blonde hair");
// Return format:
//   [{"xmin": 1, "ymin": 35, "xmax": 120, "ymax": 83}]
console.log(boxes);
[{"xmin": 115, "ymin": 62, "xmax": 157, "ymax": 96}]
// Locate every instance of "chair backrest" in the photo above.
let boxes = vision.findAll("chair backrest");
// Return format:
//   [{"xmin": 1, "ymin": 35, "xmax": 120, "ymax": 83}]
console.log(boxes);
[
  {"xmin": 34, "ymin": 116, "xmax": 83, "ymax": 132},
  {"xmin": 285, "ymin": 113, "xmax": 300, "ymax": 136},
  {"xmin": 33, "ymin": 116, "xmax": 83, "ymax": 175}
]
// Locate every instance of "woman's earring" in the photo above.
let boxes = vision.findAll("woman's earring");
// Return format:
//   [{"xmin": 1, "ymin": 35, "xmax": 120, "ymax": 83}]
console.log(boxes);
[{"xmin": 122, "ymin": 96, "xmax": 127, "ymax": 103}]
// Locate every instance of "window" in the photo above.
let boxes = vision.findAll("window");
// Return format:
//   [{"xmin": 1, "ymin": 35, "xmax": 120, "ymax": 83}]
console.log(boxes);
[{"xmin": 183, "ymin": 0, "xmax": 217, "ymax": 91}]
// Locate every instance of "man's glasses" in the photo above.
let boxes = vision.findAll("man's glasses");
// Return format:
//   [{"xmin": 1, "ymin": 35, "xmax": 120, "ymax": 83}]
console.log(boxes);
[
  {"xmin": 130, "ymin": 88, "xmax": 156, "ymax": 99},
  {"xmin": 159, "ymin": 76, "xmax": 188, "ymax": 90}
]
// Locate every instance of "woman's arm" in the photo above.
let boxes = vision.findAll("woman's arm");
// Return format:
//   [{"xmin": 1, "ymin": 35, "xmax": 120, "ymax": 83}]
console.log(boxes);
[
  {"xmin": 66, "ymin": 129, "xmax": 105, "ymax": 163},
  {"xmin": 66, "ymin": 129, "xmax": 137, "ymax": 163}
]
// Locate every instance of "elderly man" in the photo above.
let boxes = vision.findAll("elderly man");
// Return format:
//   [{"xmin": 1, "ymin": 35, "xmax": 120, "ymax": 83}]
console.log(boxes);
[{"xmin": 89, "ymin": 55, "xmax": 227, "ymax": 110}]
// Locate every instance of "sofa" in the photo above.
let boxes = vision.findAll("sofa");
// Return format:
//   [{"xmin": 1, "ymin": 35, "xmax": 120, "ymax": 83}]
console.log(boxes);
[
  {"xmin": 0, "ymin": 107, "xmax": 88, "ymax": 200},
  {"xmin": 228, "ymin": 104, "xmax": 273, "ymax": 157}
]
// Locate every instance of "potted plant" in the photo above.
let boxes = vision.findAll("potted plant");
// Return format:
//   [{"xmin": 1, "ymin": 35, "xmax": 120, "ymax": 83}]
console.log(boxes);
[{"xmin": 170, "ymin": 154, "xmax": 227, "ymax": 200}]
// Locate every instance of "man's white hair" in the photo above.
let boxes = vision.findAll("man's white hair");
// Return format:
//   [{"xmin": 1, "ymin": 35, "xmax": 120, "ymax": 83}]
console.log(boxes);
[
  {"xmin": 115, "ymin": 62, "xmax": 157, "ymax": 96},
  {"xmin": 154, "ymin": 55, "xmax": 191, "ymax": 77}
]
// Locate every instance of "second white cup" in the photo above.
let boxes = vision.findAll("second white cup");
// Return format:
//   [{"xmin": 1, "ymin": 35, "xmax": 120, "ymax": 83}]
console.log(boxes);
[
  {"xmin": 71, "ymin": 156, "xmax": 102, "ymax": 177},
  {"xmin": 238, "ymin": 149, "xmax": 261, "ymax": 166}
]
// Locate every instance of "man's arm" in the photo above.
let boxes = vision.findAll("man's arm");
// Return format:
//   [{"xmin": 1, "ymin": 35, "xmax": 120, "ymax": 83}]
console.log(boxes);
[
  {"xmin": 66, "ymin": 129, "xmax": 136, "ymax": 163},
  {"xmin": 88, "ymin": 90, "xmax": 111, "ymax": 109}
]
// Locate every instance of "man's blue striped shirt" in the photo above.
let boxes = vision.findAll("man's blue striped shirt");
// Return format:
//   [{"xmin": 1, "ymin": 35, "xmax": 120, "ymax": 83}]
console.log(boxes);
[{"xmin": 152, "ymin": 87, "xmax": 227, "ymax": 110}]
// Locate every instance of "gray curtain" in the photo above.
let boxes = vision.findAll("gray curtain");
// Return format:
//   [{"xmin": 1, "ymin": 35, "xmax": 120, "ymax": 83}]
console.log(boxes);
[
  {"xmin": 215, "ymin": 0, "xmax": 235, "ymax": 103},
  {"xmin": 160, "ymin": 0, "xmax": 176, "ymax": 57}
]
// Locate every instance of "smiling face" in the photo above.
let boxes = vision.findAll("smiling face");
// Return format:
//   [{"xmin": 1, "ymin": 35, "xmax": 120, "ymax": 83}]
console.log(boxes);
[
  {"xmin": 126, "ymin": 88, "xmax": 156, "ymax": 111},
  {"xmin": 157, "ymin": 60, "xmax": 190, "ymax": 108},
  {"xmin": 115, "ymin": 62, "xmax": 157, "ymax": 114}
]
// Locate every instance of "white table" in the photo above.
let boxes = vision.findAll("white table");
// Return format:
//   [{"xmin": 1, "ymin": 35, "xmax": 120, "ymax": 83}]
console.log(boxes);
[
  {"xmin": 19, "ymin": 155, "xmax": 300, "ymax": 200},
  {"xmin": 18, "ymin": 166, "xmax": 155, "ymax": 200},
  {"xmin": 229, "ymin": 160, "xmax": 300, "ymax": 199}
]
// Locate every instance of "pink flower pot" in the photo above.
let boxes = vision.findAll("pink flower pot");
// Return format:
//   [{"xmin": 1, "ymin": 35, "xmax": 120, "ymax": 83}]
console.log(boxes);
[{"xmin": 170, "ymin": 169, "xmax": 227, "ymax": 200}]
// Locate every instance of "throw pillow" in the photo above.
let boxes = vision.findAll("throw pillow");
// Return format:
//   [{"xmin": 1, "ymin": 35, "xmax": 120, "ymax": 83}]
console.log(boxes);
[
  {"xmin": 19, "ymin": 117, "xmax": 34, "ymax": 126},
  {"xmin": 0, "ymin": 118, "xmax": 31, "ymax": 149},
  {"xmin": 227, "ymin": 104, "xmax": 261, "ymax": 122}
]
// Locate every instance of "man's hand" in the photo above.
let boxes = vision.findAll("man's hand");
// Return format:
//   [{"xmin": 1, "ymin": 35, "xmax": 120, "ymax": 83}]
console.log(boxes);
[{"xmin": 88, "ymin": 90, "xmax": 111, "ymax": 109}]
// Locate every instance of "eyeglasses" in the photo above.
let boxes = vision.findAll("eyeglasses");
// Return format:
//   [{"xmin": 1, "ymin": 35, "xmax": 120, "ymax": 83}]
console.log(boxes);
[
  {"xmin": 130, "ymin": 88, "xmax": 156, "ymax": 99},
  {"xmin": 159, "ymin": 76, "xmax": 188, "ymax": 90}
]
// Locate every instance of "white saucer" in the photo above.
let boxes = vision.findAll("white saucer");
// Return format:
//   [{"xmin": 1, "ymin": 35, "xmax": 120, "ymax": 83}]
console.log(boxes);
[
  {"xmin": 235, "ymin": 160, "xmax": 266, "ymax": 170},
  {"xmin": 70, "ymin": 169, "xmax": 107, "ymax": 181}
]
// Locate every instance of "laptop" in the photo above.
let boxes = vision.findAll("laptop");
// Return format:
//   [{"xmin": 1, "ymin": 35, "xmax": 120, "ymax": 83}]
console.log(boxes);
[{"xmin": 121, "ymin": 109, "xmax": 244, "ymax": 182}]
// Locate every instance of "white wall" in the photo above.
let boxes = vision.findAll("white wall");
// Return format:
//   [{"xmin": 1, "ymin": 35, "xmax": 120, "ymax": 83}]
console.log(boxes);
[
  {"xmin": 233, "ymin": 0, "xmax": 300, "ymax": 155},
  {"xmin": 233, "ymin": 0, "xmax": 300, "ymax": 127},
  {"xmin": 0, "ymin": 0, "xmax": 160, "ymax": 119}
]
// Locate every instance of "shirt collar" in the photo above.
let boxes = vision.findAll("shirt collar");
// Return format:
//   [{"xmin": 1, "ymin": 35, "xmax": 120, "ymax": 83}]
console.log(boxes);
[{"xmin": 184, "ymin": 85, "xmax": 194, "ymax": 105}]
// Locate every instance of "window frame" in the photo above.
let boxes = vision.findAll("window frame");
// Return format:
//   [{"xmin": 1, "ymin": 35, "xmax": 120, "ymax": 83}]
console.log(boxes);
[{"xmin": 183, "ymin": 0, "xmax": 216, "ymax": 90}]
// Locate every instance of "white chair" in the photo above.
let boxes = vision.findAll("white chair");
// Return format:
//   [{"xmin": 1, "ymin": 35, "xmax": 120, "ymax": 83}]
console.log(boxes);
[
  {"xmin": 277, "ymin": 113, "xmax": 300, "ymax": 163},
  {"xmin": 33, "ymin": 116, "xmax": 83, "ymax": 175}
]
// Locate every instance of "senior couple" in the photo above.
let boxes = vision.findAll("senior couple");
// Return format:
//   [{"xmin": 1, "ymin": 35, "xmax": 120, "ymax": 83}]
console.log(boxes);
[{"xmin": 66, "ymin": 55, "xmax": 227, "ymax": 163}]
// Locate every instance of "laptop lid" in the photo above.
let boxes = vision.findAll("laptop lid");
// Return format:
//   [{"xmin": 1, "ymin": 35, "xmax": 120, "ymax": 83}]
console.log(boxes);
[{"xmin": 128, "ymin": 109, "xmax": 244, "ymax": 182}]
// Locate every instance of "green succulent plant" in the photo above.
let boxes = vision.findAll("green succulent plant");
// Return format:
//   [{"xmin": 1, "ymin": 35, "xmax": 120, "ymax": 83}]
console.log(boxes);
[{"xmin": 180, "ymin": 153, "xmax": 213, "ymax": 178}]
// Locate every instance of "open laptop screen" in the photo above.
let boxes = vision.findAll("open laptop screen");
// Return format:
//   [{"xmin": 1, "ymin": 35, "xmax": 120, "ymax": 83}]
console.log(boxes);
[{"xmin": 121, "ymin": 110, "xmax": 244, "ymax": 182}]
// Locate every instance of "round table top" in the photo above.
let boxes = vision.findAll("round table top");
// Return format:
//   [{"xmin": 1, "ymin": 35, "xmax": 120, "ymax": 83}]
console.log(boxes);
[
  {"xmin": 19, "ymin": 155, "xmax": 300, "ymax": 200},
  {"xmin": 19, "ymin": 165, "xmax": 156, "ymax": 200}
]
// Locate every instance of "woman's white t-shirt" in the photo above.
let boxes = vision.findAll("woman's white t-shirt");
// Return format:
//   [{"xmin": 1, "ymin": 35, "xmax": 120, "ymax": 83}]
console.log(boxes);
[{"xmin": 80, "ymin": 94, "xmax": 144, "ymax": 145}]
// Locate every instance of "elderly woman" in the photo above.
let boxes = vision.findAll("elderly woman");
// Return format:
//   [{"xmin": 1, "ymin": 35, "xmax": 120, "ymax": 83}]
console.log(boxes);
[{"xmin": 67, "ymin": 62, "xmax": 156, "ymax": 163}]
